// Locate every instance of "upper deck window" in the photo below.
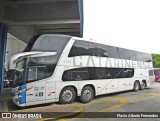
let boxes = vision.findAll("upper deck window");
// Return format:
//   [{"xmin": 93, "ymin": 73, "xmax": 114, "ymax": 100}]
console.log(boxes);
[
  {"xmin": 24, "ymin": 34, "xmax": 71, "ymax": 65},
  {"xmin": 69, "ymin": 40, "xmax": 152, "ymax": 62},
  {"xmin": 68, "ymin": 40, "xmax": 109, "ymax": 57},
  {"xmin": 24, "ymin": 34, "xmax": 71, "ymax": 52}
]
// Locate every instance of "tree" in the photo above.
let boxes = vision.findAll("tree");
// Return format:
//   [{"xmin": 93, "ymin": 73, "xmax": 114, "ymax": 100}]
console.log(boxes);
[{"xmin": 152, "ymin": 54, "xmax": 160, "ymax": 68}]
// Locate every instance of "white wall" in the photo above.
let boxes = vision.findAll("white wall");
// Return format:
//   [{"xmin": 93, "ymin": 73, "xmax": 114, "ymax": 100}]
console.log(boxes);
[{"xmin": 5, "ymin": 33, "xmax": 27, "ymax": 69}]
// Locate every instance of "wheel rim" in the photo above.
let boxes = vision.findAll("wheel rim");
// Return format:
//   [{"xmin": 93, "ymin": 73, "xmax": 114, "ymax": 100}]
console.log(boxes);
[
  {"xmin": 83, "ymin": 89, "xmax": 91, "ymax": 100},
  {"xmin": 62, "ymin": 90, "xmax": 73, "ymax": 101}
]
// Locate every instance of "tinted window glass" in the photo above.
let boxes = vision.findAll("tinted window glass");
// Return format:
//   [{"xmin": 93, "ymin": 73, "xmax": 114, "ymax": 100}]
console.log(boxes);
[
  {"xmin": 27, "ymin": 56, "xmax": 57, "ymax": 83},
  {"xmin": 68, "ymin": 40, "xmax": 109, "ymax": 57},
  {"xmin": 69, "ymin": 40, "xmax": 151, "ymax": 62},
  {"xmin": 149, "ymin": 70, "xmax": 153, "ymax": 76},
  {"xmin": 32, "ymin": 34, "xmax": 70, "ymax": 52},
  {"xmin": 130, "ymin": 51, "xmax": 136, "ymax": 60},
  {"xmin": 25, "ymin": 34, "xmax": 71, "ymax": 52},
  {"xmin": 24, "ymin": 34, "xmax": 41, "ymax": 52},
  {"xmin": 109, "ymin": 47, "xmax": 119, "ymax": 58},
  {"xmin": 62, "ymin": 67, "xmax": 134, "ymax": 81},
  {"xmin": 136, "ymin": 52, "xmax": 144, "ymax": 61},
  {"xmin": 27, "ymin": 65, "xmax": 56, "ymax": 82},
  {"xmin": 119, "ymin": 48, "xmax": 133, "ymax": 60},
  {"xmin": 123, "ymin": 69, "xmax": 134, "ymax": 78},
  {"xmin": 135, "ymin": 51, "xmax": 152, "ymax": 61},
  {"xmin": 144, "ymin": 53, "xmax": 152, "ymax": 62}
]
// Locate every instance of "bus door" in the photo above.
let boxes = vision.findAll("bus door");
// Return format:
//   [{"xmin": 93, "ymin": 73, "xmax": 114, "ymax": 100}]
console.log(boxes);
[{"xmin": 25, "ymin": 66, "xmax": 46, "ymax": 106}]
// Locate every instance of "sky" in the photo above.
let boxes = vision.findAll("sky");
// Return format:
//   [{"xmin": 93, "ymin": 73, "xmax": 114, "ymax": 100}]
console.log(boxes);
[{"xmin": 83, "ymin": 0, "xmax": 160, "ymax": 54}]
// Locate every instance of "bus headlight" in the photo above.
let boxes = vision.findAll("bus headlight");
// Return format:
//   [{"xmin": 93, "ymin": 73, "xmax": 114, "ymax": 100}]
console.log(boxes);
[
  {"xmin": 15, "ymin": 95, "xmax": 22, "ymax": 102},
  {"xmin": 11, "ymin": 88, "xmax": 26, "ymax": 97}
]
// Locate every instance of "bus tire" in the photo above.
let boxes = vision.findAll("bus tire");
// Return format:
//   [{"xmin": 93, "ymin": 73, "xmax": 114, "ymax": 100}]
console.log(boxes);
[
  {"xmin": 59, "ymin": 87, "xmax": 76, "ymax": 104},
  {"xmin": 80, "ymin": 86, "xmax": 94, "ymax": 103},
  {"xmin": 140, "ymin": 81, "xmax": 146, "ymax": 90},
  {"xmin": 133, "ymin": 81, "xmax": 140, "ymax": 91}
]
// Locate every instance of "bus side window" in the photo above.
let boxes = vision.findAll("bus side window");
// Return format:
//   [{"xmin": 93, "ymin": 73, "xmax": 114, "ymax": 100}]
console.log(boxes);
[
  {"xmin": 149, "ymin": 70, "xmax": 153, "ymax": 76},
  {"xmin": 62, "ymin": 67, "xmax": 135, "ymax": 81},
  {"xmin": 68, "ymin": 40, "xmax": 109, "ymax": 57},
  {"xmin": 123, "ymin": 69, "xmax": 134, "ymax": 78}
]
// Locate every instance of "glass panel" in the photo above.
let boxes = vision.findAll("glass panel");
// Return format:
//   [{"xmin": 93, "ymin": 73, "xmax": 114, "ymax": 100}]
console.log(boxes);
[
  {"xmin": 62, "ymin": 67, "xmax": 134, "ymax": 81},
  {"xmin": 24, "ymin": 34, "xmax": 71, "ymax": 52},
  {"xmin": 149, "ymin": 70, "xmax": 153, "ymax": 76},
  {"xmin": 27, "ymin": 55, "xmax": 57, "ymax": 82},
  {"xmin": 12, "ymin": 57, "xmax": 27, "ymax": 87},
  {"xmin": 69, "ymin": 40, "xmax": 151, "ymax": 62},
  {"xmin": 123, "ymin": 69, "xmax": 134, "ymax": 78},
  {"xmin": 69, "ymin": 40, "xmax": 109, "ymax": 57},
  {"xmin": 28, "ymin": 67, "xmax": 37, "ymax": 81},
  {"xmin": 27, "ymin": 66, "xmax": 46, "ymax": 82},
  {"xmin": 118, "ymin": 48, "xmax": 132, "ymax": 60},
  {"xmin": 109, "ymin": 47, "xmax": 119, "ymax": 58}
]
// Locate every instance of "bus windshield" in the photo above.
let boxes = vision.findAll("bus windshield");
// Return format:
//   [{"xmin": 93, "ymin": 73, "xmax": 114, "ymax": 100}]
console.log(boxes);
[
  {"xmin": 12, "ymin": 57, "xmax": 27, "ymax": 88},
  {"xmin": 11, "ymin": 54, "xmax": 57, "ymax": 87}
]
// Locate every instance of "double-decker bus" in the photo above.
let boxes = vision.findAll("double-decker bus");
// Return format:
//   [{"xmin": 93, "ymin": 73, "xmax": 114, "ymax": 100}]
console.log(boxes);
[{"xmin": 8, "ymin": 34, "xmax": 154, "ymax": 107}]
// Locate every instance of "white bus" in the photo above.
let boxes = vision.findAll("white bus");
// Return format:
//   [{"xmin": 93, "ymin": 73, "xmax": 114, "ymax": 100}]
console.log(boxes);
[{"xmin": 9, "ymin": 34, "xmax": 154, "ymax": 107}]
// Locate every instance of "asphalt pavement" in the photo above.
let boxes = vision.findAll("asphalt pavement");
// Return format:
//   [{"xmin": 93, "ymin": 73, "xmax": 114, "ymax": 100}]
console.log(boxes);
[{"xmin": 0, "ymin": 83, "xmax": 160, "ymax": 121}]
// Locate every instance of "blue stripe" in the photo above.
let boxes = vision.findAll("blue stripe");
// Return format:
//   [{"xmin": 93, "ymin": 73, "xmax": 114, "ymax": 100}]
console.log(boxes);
[
  {"xmin": 0, "ymin": 23, "xmax": 8, "ymax": 93},
  {"xmin": 18, "ymin": 84, "xmax": 26, "ymax": 104}
]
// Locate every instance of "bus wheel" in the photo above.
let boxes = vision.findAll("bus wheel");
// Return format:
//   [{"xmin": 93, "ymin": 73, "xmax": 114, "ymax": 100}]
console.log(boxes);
[
  {"xmin": 80, "ymin": 86, "xmax": 94, "ymax": 103},
  {"xmin": 140, "ymin": 81, "xmax": 146, "ymax": 90},
  {"xmin": 133, "ymin": 81, "xmax": 140, "ymax": 91},
  {"xmin": 59, "ymin": 87, "xmax": 76, "ymax": 104}
]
